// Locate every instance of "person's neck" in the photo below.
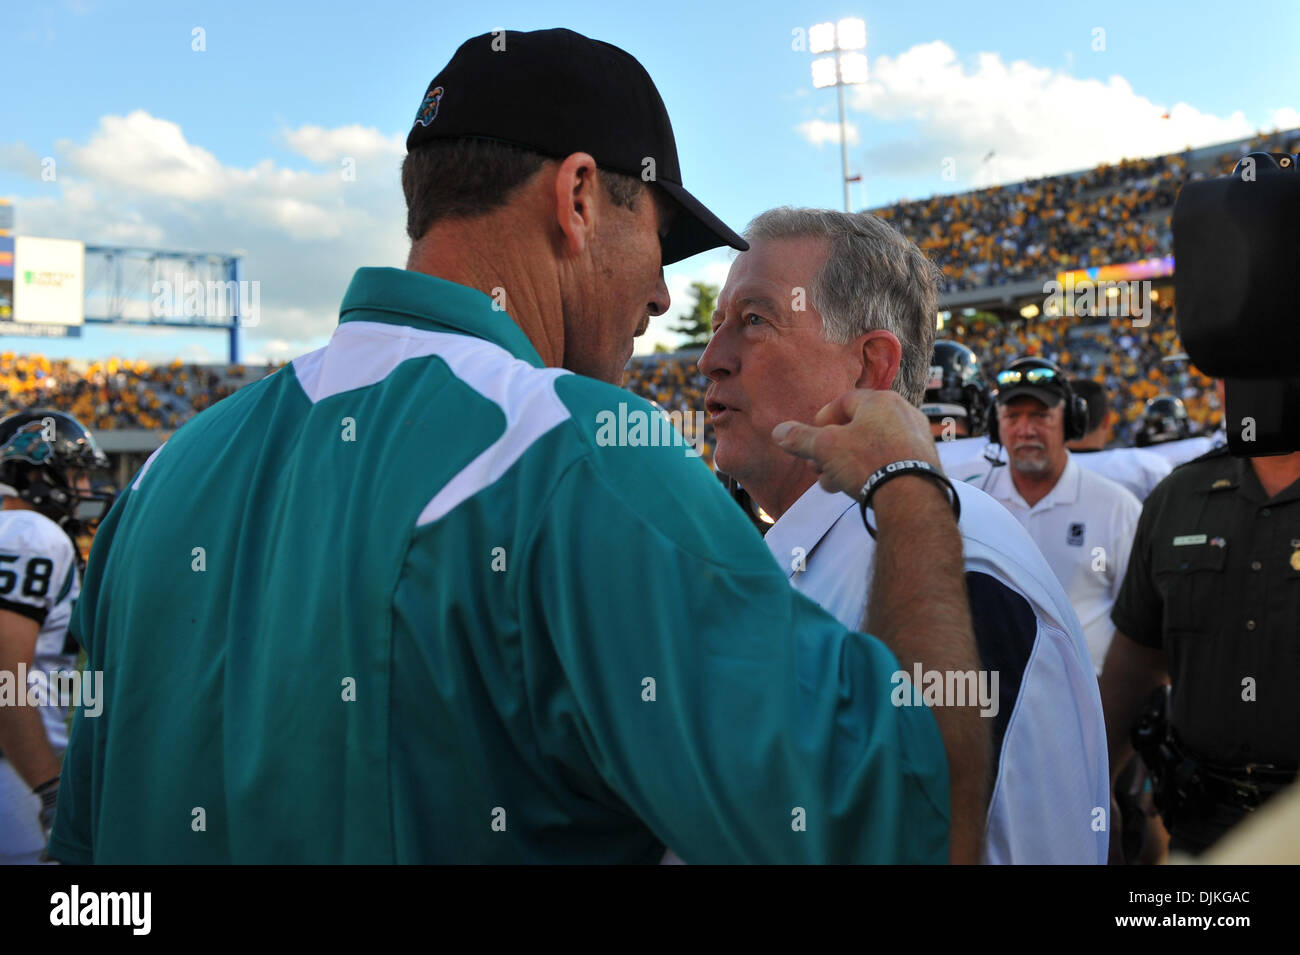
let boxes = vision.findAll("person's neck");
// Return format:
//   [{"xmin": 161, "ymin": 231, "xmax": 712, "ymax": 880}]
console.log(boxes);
[
  {"xmin": 1067, "ymin": 430, "xmax": 1106, "ymax": 452},
  {"xmin": 1, "ymin": 497, "xmax": 35, "ymax": 511},
  {"xmin": 407, "ymin": 219, "xmax": 564, "ymax": 368},
  {"xmin": 1251, "ymin": 451, "xmax": 1300, "ymax": 499},
  {"xmin": 1010, "ymin": 455, "xmax": 1068, "ymax": 508},
  {"xmin": 749, "ymin": 466, "xmax": 820, "ymax": 524}
]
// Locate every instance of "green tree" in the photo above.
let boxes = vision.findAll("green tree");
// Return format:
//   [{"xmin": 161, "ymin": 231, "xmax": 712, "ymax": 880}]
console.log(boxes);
[{"xmin": 669, "ymin": 281, "xmax": 719, "ymax": 348}]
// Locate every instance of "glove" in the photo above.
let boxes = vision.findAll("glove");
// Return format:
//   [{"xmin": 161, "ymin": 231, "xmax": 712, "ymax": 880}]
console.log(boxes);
[{"xmin": 34, "ymin": 776, "xmax": 59, "ymax": 840}]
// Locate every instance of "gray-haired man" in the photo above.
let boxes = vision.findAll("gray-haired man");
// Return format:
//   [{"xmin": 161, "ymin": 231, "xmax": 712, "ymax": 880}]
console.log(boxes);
[{"xmin": 701, "ymin": 208, "xmax": 1110, "ymax": 863}]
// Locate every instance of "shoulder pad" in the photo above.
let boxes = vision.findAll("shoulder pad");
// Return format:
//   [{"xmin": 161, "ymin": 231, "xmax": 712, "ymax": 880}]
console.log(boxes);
[{"xmin": 0, "ymin": 509, "xmax": 74, "ymax": 560}]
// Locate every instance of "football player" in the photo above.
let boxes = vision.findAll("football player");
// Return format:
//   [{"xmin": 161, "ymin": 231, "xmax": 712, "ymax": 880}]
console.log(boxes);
[{"xmin": 0, "ymin": 410, "xmax": 111, "ymax": 864}]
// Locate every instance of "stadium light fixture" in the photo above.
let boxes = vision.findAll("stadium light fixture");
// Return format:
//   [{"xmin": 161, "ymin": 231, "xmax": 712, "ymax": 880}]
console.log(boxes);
[
  {"xmin": 809, "ymin": 22, "xmax": 837, "ymax": 54},
  {"xmin": 1020, "ymin": 303, "xmax": 1041, "ymax": 319},
  {"xmin": 839, "ymin": 52, "xmax": 869, "ymax": 85},
  {"xmin": 806, "ymin": 16, "xmax": 870, "ymax": 212},
  {"xmin": 836, "ymin": 18, "xmax": 867, "ymax": 50},
  {"xmin": 811, "ymin": 57, "xmax": 839, "ymax": 89}
]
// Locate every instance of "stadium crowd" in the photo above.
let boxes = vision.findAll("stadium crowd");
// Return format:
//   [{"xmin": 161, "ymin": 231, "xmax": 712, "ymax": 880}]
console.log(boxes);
[
  {"xmin": 8, "ymin": 134, "xmax": 1293, "ymax": 443},
  {"xmin": 947, "ymin": 298, "xmax": 1221, "ymax": 445},
  {"xmin": 874, "ymin": 130, "xmax": 1300, "ymax": 294},
  {"xmin": 621, "ymin": 295, "xmax": 1220, "ymax": 461},
  {"xmin": 0, "ymin": 353, "xmax": 271, "ymax": 431}
]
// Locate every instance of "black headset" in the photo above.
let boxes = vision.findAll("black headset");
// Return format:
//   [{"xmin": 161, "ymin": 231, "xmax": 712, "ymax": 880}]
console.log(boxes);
[{"xmin": 987, "ymin": 356, "xmax": 1089, "ymax": 445}]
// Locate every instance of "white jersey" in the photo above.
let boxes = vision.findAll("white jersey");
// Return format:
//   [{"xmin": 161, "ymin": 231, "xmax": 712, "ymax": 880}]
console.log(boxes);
[
  {"xmin": 981, "ymin": 454, "xmax": 1141, "ymax": 673},
  {"xmin": 1142, "ymin": 432, "xmax": 1226, "ymax": 468},
  {"xmin": 0, "ymin": 508, "xmax": 80, "ymax": 750},
  {"xmin": 764, "ymin": 480, "xmax": 1109, "ymax": 864},
  {"xmin": 935, "ymin": 436, "xmax": 996, "ymax": 483},
  {"xmin": 0, "ymin": 507, "xmax": 79, "ymax": 864},
  {"xmin": 1068, "ymin": 447, "xmax": 1172, "ymax": 501}
]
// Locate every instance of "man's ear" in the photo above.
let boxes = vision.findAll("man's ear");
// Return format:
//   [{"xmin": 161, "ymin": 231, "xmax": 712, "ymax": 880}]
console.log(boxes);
[
  {"xmin": 553, "ymin": 152, "xmax": 599, "ymax": 258},
  {"xmin": 855, "ymin": 329, "xmax": 903, "ymax": 391}
]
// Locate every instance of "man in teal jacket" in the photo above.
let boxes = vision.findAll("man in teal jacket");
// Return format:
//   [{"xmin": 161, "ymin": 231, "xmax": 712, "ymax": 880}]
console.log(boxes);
[{"xmin": 49, "ymin": 28, "xmax": 987, "ymax": 864}]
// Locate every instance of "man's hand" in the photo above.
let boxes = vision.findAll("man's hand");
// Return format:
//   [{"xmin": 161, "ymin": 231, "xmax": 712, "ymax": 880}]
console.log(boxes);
[{"xmin": 772, "ymin": 389, "xmax": 941, "ymax": 500}]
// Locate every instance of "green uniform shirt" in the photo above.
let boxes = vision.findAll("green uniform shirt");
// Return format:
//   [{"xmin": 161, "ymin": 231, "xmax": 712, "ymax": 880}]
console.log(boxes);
[
  {"xmin": 1112, "ymin": 448, "xmax": 1300, "ymax": 766},
  {"xmin": 50, "ymin": 267, "xmax": 949, "ymax": 863}
]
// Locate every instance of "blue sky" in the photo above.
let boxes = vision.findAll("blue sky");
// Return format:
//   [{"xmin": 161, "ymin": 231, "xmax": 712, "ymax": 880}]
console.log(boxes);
[{"xmin": 2, "ymin": 0, "xmax": 1296, "ymax": 363}]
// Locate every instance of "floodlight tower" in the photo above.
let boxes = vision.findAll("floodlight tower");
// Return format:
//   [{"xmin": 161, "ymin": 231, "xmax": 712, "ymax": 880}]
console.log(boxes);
[{"xmin": 809, "ymin": 18, "xmax": 868, "ymax": 212}]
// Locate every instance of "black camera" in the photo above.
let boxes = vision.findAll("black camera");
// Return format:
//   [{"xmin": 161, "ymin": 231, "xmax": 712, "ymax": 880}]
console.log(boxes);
[{"xmin": 1174, "ymin": 150, "xmax": 1300, "ymax": 455}]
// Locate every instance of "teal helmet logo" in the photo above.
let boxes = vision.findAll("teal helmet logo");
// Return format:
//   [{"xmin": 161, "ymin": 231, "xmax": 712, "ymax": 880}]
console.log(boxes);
[{"xmin": 0, "ymin": 423, "xmax": 55, "ymax": 467}]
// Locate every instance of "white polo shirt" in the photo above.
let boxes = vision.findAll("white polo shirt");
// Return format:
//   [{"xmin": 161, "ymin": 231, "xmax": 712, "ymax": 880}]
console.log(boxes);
[
  {"xmin": 764, "ymin": 479, "xmax": 1109, "ymax": 864},
  {"xmin": 1068, "ymin": 447, "xmax": 1172, "ymax": 501},
  {"xmin": 982, "ymin": 454, "xmax": 1141, "ymax": 672}
]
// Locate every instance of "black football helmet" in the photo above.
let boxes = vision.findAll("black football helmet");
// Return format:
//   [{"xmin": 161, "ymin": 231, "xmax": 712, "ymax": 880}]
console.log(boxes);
[
  {"xmin": 922, "ymin": 340, "xmax": 992, "ymax": 436},
  {"xmin": 0, "ymin": 409, "xmax": 113, "ymax": 527},
  {"xmin": 1135, "ymin": 395, "xmax": 1191, "ymax": 447}
]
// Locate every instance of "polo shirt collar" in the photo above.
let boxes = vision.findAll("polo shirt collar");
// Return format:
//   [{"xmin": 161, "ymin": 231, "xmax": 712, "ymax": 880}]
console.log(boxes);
[
  {"xmin": 338, "ymin": 267, "xmax": 546, "ymax": 368},
  {"xmin": 765, "ymin": 482, "xmax": 858, "ymax": 579},
  {"xmin": 989, "ymin": 452, "xmax": 1082, "ymax": 512}
]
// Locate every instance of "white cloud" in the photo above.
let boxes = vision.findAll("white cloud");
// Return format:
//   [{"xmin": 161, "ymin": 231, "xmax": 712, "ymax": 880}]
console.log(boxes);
[
  {"xmin": 282, "ymin": 124, "xmax": 404, "ymax": 164},
  {"xmin": 1269, "ymin": 107, "xmax": 1300, "ymax": 130},
  {"xmin": 64, "ymin": 111, "xmax": 227, "ymax": 200},
  {"xmin": 795, "ymin": 119, "xmax": 861, "ymax": 148},
  {"xmin": 7, "ymin": 110, "xmax": 408, "ymax": 353},
  {"xmin": 0, "ymin": 142, "xmax": 44, "ymax": 179},
  {"xmin": 842, "ymin": 40, "xmax": 1281, "ymax": 189}
]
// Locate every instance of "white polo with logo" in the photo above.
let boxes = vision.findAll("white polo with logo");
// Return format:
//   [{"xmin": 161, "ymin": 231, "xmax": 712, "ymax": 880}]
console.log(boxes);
[
  {"xmin": 764, "ymin": 479, "xmax": 1109, "ymax": 864},
  {"xmin": 982, "ymin": 453, "xmax": 1142, "ymax": 673}
]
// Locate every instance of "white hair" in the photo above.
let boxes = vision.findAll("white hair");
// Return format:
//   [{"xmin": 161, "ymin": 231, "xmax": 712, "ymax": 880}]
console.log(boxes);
[{"xmin": 745, "ymin": 207, "xmax": 941, "ymax": 406}]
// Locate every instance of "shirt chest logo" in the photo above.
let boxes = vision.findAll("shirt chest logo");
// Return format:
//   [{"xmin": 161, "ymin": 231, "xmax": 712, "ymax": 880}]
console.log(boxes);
[{"xmin": 1067, "ymin": 522, "xmax": 1085, "ymax": 546}]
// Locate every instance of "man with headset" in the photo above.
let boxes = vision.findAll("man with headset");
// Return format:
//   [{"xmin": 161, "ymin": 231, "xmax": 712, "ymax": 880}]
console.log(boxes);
[{"xmin": 980, "ymin": 356, "xmax": 1142, "ymax": 675}]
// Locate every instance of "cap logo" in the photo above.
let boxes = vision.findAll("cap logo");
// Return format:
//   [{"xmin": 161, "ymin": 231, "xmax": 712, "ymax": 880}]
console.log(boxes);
[{"xmin": 414, "ymin": 86, "xmax": 445, "ymax": 128}]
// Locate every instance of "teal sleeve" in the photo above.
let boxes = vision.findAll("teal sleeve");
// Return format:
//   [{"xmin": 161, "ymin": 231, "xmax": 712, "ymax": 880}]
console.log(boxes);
[
  {"xmin": 47, "ymin": 481, "xmax": 132, "ymax": 864},
  {"xmin": 47, "ymin": 704, "xmax": 93, "ymax": 864},
  {"xmin": 516, "ymin": 432, "xmax": 951, "ymax": 863}
]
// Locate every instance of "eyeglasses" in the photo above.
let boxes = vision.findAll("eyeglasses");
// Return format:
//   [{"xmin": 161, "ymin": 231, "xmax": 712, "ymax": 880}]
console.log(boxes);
[{"xmin": 996, "ymin": 366, "xmax": 1061, "ymax": 387}]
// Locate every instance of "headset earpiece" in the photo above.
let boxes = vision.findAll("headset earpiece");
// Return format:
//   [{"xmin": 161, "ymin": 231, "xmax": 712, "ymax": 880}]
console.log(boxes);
[{"xmin": 1066, "ymin": 393, "xmax": 1089, "ymax": 442}]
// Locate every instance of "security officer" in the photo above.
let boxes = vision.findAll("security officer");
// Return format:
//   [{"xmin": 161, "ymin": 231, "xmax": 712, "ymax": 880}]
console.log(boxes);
[{"xmin": 1101, "ymin": 440, "xmax": 1300, "ymax": 855}]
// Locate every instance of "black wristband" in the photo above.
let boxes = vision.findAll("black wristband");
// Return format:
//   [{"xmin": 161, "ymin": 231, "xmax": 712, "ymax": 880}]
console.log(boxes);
[
  {"xmin": 857, "ymin": 460, "xmax": 961, "ymax": 539},
  {"xmin": 34, "ymin": 776, "xmax": 60, "ymax": 810}
]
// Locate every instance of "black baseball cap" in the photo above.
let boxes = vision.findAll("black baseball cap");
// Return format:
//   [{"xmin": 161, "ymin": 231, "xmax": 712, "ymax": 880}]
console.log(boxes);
[
  {"xmin": 994, "ymin": 356, "xmax": 1068, "ymax": 408},
  {"xmin": 405, "ymin": 28, "xmax": 748, "ymax": 266}
]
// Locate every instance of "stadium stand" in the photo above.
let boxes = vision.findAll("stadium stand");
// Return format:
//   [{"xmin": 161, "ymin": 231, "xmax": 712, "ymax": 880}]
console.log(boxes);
[
  {"xmin": 875, "ymin": 130, "xmax": 1300, "ymax": 294},
  {"xmin": 4, "ymin": 132, "xmax": 1292, "ymax": 470}
]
